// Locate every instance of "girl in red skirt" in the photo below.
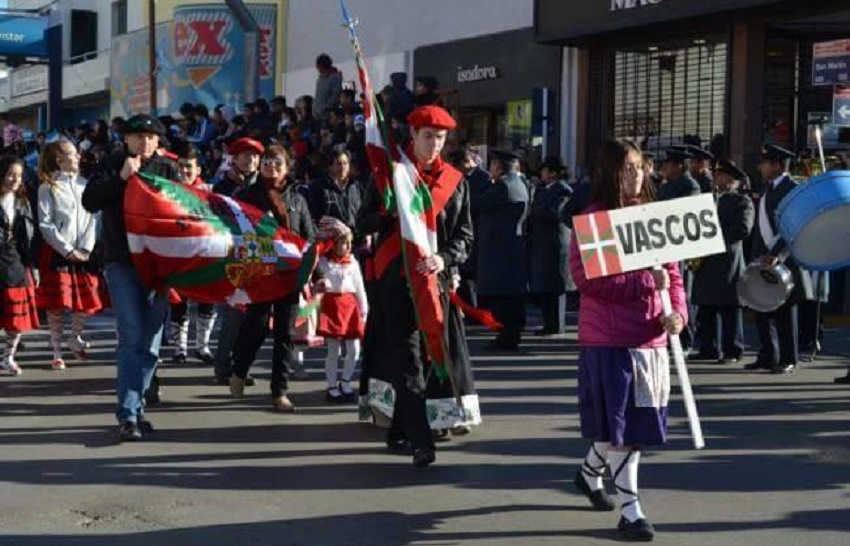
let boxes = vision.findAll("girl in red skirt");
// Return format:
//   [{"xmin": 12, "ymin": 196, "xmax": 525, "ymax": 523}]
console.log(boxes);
[
  {"xmin": 1, "ymin": 156, "xmax": 40, "ymax": 376},
  {"xmin": 36, "ymin": 141, "xmax": 103, "ymax": 370},
  {"xmin": 315, "ymin": 218, "xmax": 368, "ymax": 403}
]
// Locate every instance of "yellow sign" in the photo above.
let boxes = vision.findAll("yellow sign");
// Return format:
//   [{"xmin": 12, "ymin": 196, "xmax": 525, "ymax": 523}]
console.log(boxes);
[{"xmin": 507, "ymin": 100, "xmax": 532, "ymax": 132}]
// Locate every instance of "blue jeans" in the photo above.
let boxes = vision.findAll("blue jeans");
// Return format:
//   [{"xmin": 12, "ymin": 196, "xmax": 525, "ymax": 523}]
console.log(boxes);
[{"xmin": 104, "ymin": 262, "xmax": 168, "ymax": 424}]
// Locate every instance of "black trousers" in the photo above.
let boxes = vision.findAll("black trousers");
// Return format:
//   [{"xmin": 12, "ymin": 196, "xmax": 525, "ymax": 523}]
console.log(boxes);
[
  {"xmin": 539, "ymin": 292, "xmax": 564, "ymax": 334},
  {"xmin": 485, "ymin": 295, "xmax": 526, "ymax": 347},
  {"xmin": 798, "ymin": 300, "xmax": 824, "ymax": 350},
  {"xmin": 697, "ymin": 306, "xmax": 744, "ymax": 360},
  {"xmin": 755, "ymin": 302, "xmax": 799, "ymax": 367},
  {"xmin": 214, "ymin": 304, "xmax": 245, "ymax": 377},
  {"xmin": 458, "ymin": 277, "xmax": 478, "ymax": 309},
  {"xmin": 377, "ymin": 282, "xmax": 433, "ymax": 451},
  {"xmin": 681, "ymin": 269, "xmax": 698, "ymax": 352},
  {"xmin": 232, "ymin": 293, "xmax": 299, "ymax": 397}
]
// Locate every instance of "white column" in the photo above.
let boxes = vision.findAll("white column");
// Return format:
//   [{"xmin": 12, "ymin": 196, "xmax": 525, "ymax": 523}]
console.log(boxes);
[{"xmin": 560, "ymin": 46, "xmax": 579, "ymax": 175}]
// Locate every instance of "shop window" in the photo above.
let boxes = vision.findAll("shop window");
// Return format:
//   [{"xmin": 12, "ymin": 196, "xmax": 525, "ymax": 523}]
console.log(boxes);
[
  {"xmin": 612, "ymin": 41, "xmax": 728, "ymax": 151},
  {"xmin": 112, "ymin": 0, "xmax": 128, "ymax": 38}
]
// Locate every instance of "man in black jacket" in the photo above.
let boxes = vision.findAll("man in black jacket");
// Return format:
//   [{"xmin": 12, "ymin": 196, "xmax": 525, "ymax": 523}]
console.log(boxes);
[{"xmin": 82, "ymin": 114, "xmax": 181, "ymax": 442}]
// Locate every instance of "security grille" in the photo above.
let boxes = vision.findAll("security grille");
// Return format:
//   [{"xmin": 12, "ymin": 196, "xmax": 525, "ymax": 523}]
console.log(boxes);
[{"xmin": 612, "ymin": 41, "xmax": 728, "ymax": 151}]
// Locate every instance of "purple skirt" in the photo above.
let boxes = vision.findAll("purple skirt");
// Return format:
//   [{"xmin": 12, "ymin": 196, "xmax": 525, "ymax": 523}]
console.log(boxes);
[{"xmin": 577, "ymin": 347, "xmax": 668, "ymax": 447}]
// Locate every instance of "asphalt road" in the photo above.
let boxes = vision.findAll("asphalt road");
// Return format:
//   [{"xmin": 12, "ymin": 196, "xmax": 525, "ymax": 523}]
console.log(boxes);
[{"xmin": 1, "ymin": 311, "xmax": 848, "ymax": 545}]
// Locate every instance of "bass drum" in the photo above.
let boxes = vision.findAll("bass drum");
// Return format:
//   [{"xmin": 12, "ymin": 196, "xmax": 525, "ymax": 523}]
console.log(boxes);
[
  {"xmin": 737, "ymin": 263, "xmax": 795, "ymax": 313},
  {"xmin": 776, "ymin": 170, "xmax": 850, "ymax": 271}
]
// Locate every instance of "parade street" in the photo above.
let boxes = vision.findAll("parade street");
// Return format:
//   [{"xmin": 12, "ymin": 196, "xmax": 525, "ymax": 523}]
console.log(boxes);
[{"xmin": 1, "ymin": 313, "xmax": 848, "ymax": 546}]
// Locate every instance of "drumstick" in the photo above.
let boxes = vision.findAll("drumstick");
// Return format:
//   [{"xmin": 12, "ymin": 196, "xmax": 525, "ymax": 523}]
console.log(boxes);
[
  {"xmin": 815, "ymin": 127, "xmax": 827, "ymax": 173},
  {"xmin": 656, "ymin": 266, "xmax": 706, "ymax": 450}
]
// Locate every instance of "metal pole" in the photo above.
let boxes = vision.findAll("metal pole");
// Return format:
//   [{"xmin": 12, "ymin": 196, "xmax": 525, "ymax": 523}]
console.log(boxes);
[{"xmin": 148, "ymin": 0, "xmax": 157, "ymax": 115}]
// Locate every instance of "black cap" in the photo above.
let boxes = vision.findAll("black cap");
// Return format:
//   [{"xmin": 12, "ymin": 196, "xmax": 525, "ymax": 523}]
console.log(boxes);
[
  {"xmin": 715, "ymin": 159, "xmax": 745, "ymax": 181},
  {"xmin": 760, "ymin": 144, "xmax": 795, "ymax": 162},
  {"xmin": 124, "ymin": 114, "xmax": 166, "ymax": 136},
  {"xmin": 685, "ymin": 145, "xmax": 715, "ymax": 162},
  {"xmin": 490, "ymin": 149, "xmax": 521, "ymax": 162},
  {"xmin": 541, "ymin": 156, "xmax": 566, "ymax": 173},
  {"xmin": 662, "ymin": 147, "xmax": 694, "ymax": 163}
]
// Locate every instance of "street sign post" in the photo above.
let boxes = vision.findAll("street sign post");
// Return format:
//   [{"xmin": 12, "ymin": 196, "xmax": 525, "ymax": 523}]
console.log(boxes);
[{"xmin": 832, "ymin": 85, "xmax": 850, "ymax": 127}]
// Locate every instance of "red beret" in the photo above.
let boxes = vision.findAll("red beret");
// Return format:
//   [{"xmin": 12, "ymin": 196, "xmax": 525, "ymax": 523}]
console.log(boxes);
[
  {"xmin": 407, "ymin": 105, "xmax": 457, "ymax": 131},
  {"xmin": 227, "ymin": 137, "xmax": 264, "ymax": 156}
]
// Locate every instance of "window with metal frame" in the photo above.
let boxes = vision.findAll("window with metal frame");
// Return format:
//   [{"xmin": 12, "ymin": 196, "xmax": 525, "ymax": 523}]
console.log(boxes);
[{"xmin": 612, "ymin": 41, "xmax": 728, "ymax": 152}]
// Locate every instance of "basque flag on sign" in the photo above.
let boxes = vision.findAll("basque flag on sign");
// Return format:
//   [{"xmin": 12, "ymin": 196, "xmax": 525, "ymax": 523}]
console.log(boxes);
[{"xmin": 574, "ymin": 211, "xmax": 623, "ymax": 279}]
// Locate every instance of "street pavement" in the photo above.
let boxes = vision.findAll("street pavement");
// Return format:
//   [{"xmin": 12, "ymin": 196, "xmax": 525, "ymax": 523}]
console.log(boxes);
[{"xmin": 1, "ymin": 310, "xmax": 848, "ymax": 545}]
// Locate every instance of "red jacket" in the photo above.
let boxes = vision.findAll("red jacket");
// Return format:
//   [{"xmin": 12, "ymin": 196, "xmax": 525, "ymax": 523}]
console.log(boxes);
[{"xmin": 569, "ymin": 201, "xmax": 688, "ymax": 349}]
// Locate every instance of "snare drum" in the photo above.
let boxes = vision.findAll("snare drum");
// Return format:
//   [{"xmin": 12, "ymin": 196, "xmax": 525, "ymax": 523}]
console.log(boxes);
[
  {"xmin": 776, "ymin": 171, "xmax": 850, "ymax": 271},
  {"xmin": 737, "ymin": 263, "xmax": 795, "ymax": 313}
]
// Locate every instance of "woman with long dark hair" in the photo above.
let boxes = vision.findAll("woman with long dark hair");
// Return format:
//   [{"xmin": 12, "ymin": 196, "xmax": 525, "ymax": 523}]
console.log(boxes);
[
  {"xmin": 229, "ymin": 145, "xmax": 316, "ymax": 412},
  {"xmin": 569, "ymin": 140, "xmax": 687, "ymax": 542}
]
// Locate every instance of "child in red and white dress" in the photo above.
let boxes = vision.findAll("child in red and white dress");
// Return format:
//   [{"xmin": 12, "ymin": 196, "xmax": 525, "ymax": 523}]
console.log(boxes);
[
  {"xmin": 1, "ymin": 156, "xmax": 40, "ymax": 376},
  {"xmin": 315, "ymin": 221, "xmax": 368, "ymax": 403}
]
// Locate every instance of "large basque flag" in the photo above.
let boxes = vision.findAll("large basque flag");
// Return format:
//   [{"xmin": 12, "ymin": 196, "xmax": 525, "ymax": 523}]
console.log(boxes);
[
  {"xmin": 342, "ymin": 0, "xmax": 450, "ymax": 378},
  {"xmin": 124, "ymin": 172, "xmax": 314, "ymax": 305}
]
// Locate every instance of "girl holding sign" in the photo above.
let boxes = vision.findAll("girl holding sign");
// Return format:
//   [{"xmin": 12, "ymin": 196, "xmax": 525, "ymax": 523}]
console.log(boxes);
[{"xmin": 569, "ymin": 140, "xmax": 688, "ymax": 542}]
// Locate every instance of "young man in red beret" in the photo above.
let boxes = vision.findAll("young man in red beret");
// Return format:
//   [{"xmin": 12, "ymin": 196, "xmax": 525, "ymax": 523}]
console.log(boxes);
[{"xmin": 357, "ymin": 105, "xmax": 475, "ymax": 468}]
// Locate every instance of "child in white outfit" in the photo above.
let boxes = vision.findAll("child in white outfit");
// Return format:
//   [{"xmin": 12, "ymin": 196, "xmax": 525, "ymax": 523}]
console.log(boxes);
[{"xmin": 315, "ymin": 224, "xmax": 368, "ymax": 403}]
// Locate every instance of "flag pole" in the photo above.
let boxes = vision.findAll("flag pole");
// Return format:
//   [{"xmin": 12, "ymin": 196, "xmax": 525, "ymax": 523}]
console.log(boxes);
[{"xmin": 339, "ymin": 1, "xmax": 465, "ymax": 415}]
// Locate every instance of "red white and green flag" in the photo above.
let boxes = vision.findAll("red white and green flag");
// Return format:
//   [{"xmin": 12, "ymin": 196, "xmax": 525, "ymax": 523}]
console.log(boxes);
[
  {"xmin": 124, "ymin": 172, "xmax": 315, "ymax": 305},
  {"xmin": 341, "ymin": 0, "xmax": 450, "ymax": 379}
]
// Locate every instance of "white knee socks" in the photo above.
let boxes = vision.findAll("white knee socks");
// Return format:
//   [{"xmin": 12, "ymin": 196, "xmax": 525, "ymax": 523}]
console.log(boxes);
[
  {"xmin": 609, "ymin": 449, "xmax": 646, "ymax": 523},
  {"xmin": 3, "ymin": 332, "xmax": 22, "ymax": 360},
  {"xmin": 47, "ymin": 310, "xmax": 65, "ymax": 360},
  {"xmin": 170, "ymin": 319, "xmax": 189, "ymax": 355},
  {"xmin": 342, "ymin": 339, "xmax": 360, "ymax": 382},
  {"xmin": 581, "ymin": 442, "xmax": 609, "ymax": 492},
  {"xmin": 325, "ymin": 339, "xmax": 342, "ymax": 389}
]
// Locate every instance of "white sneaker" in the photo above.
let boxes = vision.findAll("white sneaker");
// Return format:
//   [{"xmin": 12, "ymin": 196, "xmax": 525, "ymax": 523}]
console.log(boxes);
[
  {"xmin": 1, "ymin": 356, "xmax": 22, "ymax": 376},
  {"xmin": 69, "ymin": 336, "xmax": 90, "ymax": 360},
  {"xmin": 52, "ymin": 359, "xmax": 66, "ymax": 371}
]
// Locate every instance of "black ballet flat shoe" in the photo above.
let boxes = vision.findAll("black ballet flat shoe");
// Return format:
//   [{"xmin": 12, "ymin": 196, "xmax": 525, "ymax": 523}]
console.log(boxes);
[
  {"xmin": 834, "ymin": 371, "xmax": 850, "ymax": 384},
  {"xmin": 743, "ymin": 361, "xmax": 771, "ymax": 371},
  {"xmin": 617, "ymin": 516, "xmax": 655, "ymax": 542},
  {"xmin": 573, "ymin": 470, "xmax": 615, "ymax": 511},
  {"xmin": 771, "ymin": 363, "xmax": 797, "ymax": 375},
  {"xmin": 412, "ymin": 448, "xmax": 436, "ymax": 468},
  {"xmin": 386, "ymin": 437, "xmax": 412, "ymax": 455},
  {"xmin": 138, "ymin": 419, "xmax": 155, "ymax": 434}
]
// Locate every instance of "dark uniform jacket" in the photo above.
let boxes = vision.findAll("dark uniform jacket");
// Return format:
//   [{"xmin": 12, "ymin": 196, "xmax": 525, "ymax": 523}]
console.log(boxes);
[
  {"xmin": 82, "ymin": 151, "xmax": 181, "ymax": 265},
  {"xmin": 657, "ymin": 172, "xmax": 701, "ymax": 202},
  {"xmin": 695, "ymin": 171, "xmax": 713, "ymax": 194},
  {"xmin": 476, "ymin": 170, "xmax": 529, "ymax": 296},
  {"xmin": 692, "ymin": 191, "xmax": 754, "ymax": 307},
  {"xmin": 750, "ymin": 174, "xmax": 814, "ymax": 304},
  {"xmin": 0, "ymin": 196, "xmax": 36, "ymax": 287},
  {"xmin": 461, "ymin": 166, "xmax": 493, "ymax": 279},
  {"xmin": 529, "ymin": 180, "xmax": 574, "ymax": 294}
]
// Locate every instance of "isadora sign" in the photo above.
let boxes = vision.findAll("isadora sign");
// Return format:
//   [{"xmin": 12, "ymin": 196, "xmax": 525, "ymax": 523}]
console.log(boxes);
[{"xmin": 574, "ymin": 193, "xmax": 725, "ymax": 279}]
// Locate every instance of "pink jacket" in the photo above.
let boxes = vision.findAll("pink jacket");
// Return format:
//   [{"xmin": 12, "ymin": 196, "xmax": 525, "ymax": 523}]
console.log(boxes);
[{"xmin": 569, "ymin": 202, "xmax": 688, "ymax": 349}]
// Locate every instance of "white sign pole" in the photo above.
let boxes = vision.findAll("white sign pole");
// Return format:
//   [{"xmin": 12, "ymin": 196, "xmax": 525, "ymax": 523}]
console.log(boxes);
[
  {"xmin": 656, "ymin": 266, "xmax": 705, "ymax": 450},
  {"xmin": 815, "ymin": 126, "xmax": 827, "ymax": 173}
]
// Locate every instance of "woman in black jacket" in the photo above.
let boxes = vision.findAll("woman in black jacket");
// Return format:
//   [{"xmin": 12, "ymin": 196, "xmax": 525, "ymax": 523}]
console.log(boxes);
[{"xmin": 229, "ymin": 145, "xmax": 316, "ymax": 412}]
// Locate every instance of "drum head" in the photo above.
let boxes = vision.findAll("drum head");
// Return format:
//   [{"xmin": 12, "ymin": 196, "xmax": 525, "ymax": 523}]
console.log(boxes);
[
  {"xmin": 737, "ymin": 264, "xmax": 793, "ymax": 313},
  {"xmin": 788, "ymin": 203, "xmax": 850, "ymax": 270}
]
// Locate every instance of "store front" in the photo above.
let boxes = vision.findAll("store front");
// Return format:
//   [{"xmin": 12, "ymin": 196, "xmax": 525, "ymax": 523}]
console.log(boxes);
[
  {"xmin": 535, "ymin": 0, "xmax": 850, "ymax": 172},
  {"xmin": 536, "ymin": 0, "xmax": 850, "ymax": 310},
  {"xmin": 414, "ymin": 28, "xmax": 562, "ymax": 165}
]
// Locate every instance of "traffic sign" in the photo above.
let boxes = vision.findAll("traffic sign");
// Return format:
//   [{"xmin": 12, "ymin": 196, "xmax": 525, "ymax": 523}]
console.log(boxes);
[
  {"xmin": 832, "ymin": 85, "xmax": 850, "ymax": 127},
  {"xmin": 814, "ymin": 40, "xmax": 850, "ymax": 86}
]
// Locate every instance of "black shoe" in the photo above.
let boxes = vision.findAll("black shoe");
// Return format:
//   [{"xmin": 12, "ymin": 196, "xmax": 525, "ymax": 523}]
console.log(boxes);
[
  {"xmin": 771, "ymin": 363, "xmax": 797, "ymax": 375},
  {"xmin": 617, "ymin": 516, "xmax": 655, "ymax": 542},
  {"xmin": 194, "ymin": 349, "xmax": 215, "ymax": 364},
  {"xmin": 834, "ymin": 371, "xmax": 850, "ymax": 384},
  {"xmin": 484, "ymin": 341, "xmax": 519, "ymax": 352},
  {"xmin": 573, "ymin": 470, "xmax": 616, "ymax": 511},
  {"xmin": 413, "ymin": 447, "xmax": 436, "ymax": 468},
  {"xmin": 119, "ymin": 422, "xmax": 142, "ymax": 442},
  {"xmin": 386, "ymin": 437, "xmax": 412, "ymax": 455},
  {"xmin": 212, "ymin": 374, "xmax": 231, "ymax": 386},
  {"xmin": 138, "ymin": 419, "xmax": 155, "ymax": 434},
  {"xmin": 432, "ymin": 429, "xmax": 451, "ymax": 442},
  {"xmin": 325, "ymin": 388, "xmax": 344, "ymax": 403},
  {"xmin": 244, "ymin": 375, "xmax": 256, "ymax": 387},
  {"xmin": 744, "ymin": 361, "xmax": 771, "ymax": 371},
  {"xmin": 688, "ymin": 352, "xmax": 720, "ymax": 362},
  {"xmin": 172, "ymin": 353, "xmax": 187, "ymax": 366},
  {"xmin": 535, "ymin": 328, "xmax": 560, "ymax": 337}
]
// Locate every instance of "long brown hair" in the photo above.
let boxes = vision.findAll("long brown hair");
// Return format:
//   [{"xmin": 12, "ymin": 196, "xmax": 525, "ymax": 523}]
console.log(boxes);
[
  {"xmin": 0, "ymin": 155, "xmax": 27, "ymax": 202},
  {"xmin": 591, "ymin": 139, "xmax": 655, "ymax": 210},
  {"xmin": 38, "ymin": 140, "xmax": 74, "ymax": 188}
]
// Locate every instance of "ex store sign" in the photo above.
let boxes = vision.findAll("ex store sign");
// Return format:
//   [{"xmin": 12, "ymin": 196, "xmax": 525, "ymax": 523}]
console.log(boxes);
[{"xmin": 574, "ymin": 194, "xmax": 725, "ymax": 279}]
